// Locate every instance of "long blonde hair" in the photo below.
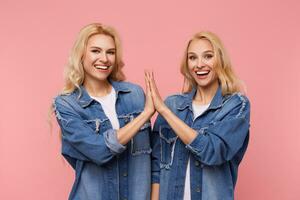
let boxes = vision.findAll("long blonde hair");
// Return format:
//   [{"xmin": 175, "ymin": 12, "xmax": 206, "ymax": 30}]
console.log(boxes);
[
  {"xmin": 62, "ymin": 23, "xmax": 125, "ymax": 95},
  {"xmin": 48, "ymin": 23, "xmax": 126, "ymax": 135},
  {"xmin": 180, "ymin": 31, "xmax": 243, "ymax": 95}
]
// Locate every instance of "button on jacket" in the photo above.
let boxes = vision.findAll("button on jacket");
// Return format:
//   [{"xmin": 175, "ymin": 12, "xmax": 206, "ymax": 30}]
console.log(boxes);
[
  {"xmin": 151, "ymin": 86, "xmax": 250, "ymax": 200},
  {"xmin": 53, "ymin": 80, "xmax": 151, "ymax": 200}
]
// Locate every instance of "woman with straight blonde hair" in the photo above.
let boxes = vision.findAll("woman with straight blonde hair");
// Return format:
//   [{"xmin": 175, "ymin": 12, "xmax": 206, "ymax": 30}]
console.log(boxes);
[
  {"xmin": 53, "ymin": 23, "xmax": 154, "ymax": 200},
  {"xmin": 148, "ymin": 31, "xmax": 250, "ymax": 200}
]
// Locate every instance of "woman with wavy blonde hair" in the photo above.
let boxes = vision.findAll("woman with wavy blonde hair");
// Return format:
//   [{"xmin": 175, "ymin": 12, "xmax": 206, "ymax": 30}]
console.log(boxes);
[
  {"xmin": 148, "ymin": 31, "xmax": 250, "ymax": 200},
  {"xmin": 62, "ymin": 23, "xmax": 125, "ymax": 95},
  {"xmin": 180, "ymin": 31, "xmax": 243, "ymax": 95},
  {"xmin": 53, "ymin": 23, "xmax": 155, "ymax": 200}
]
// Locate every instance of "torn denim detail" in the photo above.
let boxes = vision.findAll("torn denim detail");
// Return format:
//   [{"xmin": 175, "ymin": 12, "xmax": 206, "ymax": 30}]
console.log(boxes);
[
  {"xmin": 52, "ymin": 99, "xmax": 69, "ymax": 124},
  {"xmin": 159, "ymin": 125, "xmax": 178, "ymax": 169}
]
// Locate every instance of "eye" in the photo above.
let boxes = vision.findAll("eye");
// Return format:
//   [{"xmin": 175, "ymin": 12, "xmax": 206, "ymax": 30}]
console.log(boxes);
[
  {"xmin": 91, "ymin": 49, "xmax": 100, "ymax": 54},
  {"xmin": 204, "ymin": 54, "xmax": 213, "ymax": 59},
  {"xmin": 188, "ymin": 55, "xmax": 197, "ymax": 60},
  {"xmin": 107, "ymin": 51, "xmax": 116, "ymax": 55}
]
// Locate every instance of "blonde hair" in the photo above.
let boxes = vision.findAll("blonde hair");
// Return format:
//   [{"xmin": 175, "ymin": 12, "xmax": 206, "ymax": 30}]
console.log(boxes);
[
  {"xmin": 48, "ymin": 23, "xmax": 126, "ymax": 136},
  {"xmin": 62, "ymin": 23, "xmax": 125, "ymax": 95},
  {"xmin": 180, "ymin": 31, "xmax": 243, "ymax": 95}
]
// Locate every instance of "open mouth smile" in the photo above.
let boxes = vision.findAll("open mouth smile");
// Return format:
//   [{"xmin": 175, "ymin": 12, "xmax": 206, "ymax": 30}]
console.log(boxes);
[
  {"xmin": 94, "ymin": 65, "xmax": 111, "ymax": 71},
  {"xmin": 195, "ymin": 70, "xmax": 210, "ymax": 78}
]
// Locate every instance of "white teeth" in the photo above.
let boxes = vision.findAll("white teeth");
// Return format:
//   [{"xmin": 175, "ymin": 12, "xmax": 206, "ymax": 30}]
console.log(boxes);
[
  {"xmin": 196, "ymin": 71, "xmax": 209, "ymax": 75},
  {"xmin": 95, "ymin": 65, "xmax": 109, "ymax": 70}
]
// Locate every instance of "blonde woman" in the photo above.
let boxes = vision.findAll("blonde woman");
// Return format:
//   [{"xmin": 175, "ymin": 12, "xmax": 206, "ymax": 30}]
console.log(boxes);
[
  {"xmin": 53, "ymin": 23, "xmax": 154, "ymax": 200},
  {"xmin": 148, "ymin": 32, "xmax": 250, "ymax": 200}
]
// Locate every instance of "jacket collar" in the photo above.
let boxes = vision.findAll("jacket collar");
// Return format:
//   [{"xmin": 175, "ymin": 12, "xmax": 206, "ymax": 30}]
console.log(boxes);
[
  {"xmin": 177, "ymin": 85, "xmax": 223, "ymax": 111},
  {"xmin": 75, "ymin": 79, "xmax": 131, "ymax": 108}
]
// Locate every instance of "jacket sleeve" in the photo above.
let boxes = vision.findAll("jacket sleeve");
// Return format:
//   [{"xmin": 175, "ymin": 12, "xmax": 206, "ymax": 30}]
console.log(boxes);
[
  {"xmin": 53, "ymin": 96, "xmax": 126, "ymax": 166},
  {"xmin": 186, "ymin": 94, "xmax": 250, "ymax": 166},
  {"xmin": 150, "ymin": 115, "xmax": 163, "ymax": 184}
]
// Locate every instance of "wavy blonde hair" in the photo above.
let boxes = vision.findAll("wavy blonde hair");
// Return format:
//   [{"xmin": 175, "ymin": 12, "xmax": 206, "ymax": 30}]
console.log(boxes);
[
  {"xmin": 62, "ymin": 23, "xmax": 125, "ymax": 95},
  {"xmin": 180, "ymin": 31, "xmax": 243, "ymax": 95},
  {"xmin": 48, "ymin": 23, "xmax": 126, "ymax": 135}
]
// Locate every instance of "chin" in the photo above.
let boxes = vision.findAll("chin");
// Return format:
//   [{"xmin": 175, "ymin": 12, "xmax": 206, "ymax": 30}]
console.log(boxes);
[
  {"xmin": 194, "ymin": 77, "xmax": 217, "ymax": 89},
  {"xmin": 94, "ymin": 74, "xmax": 111, "ymax": 81}
]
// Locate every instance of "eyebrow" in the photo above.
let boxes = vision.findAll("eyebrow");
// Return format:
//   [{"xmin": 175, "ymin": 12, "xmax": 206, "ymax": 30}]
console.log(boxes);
[
  {"xmin": 188, "ymin": 50, "xmax": 214, "ymax": 54},
  {"xmin": 90, "ymin": 46, "xmax": 116, "ymax": 51},
  {"xmin": 203, "ymin": 50, "xmax": 214, "ymax": 54}
]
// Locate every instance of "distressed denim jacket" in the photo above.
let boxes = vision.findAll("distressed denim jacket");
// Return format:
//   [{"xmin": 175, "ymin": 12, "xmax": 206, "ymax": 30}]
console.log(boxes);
[
  {"xmin": 53, "ymin": 80, "xmax": 151, "ymax": 200},
  {"xmin": 151, "ymin": 86, "xmax": 250, "ymax": 200}
]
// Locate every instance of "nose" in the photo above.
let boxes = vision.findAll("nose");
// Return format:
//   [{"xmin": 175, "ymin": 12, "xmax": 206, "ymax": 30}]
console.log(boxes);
[
  {"xmin": 197, "ymin": 56, "xmax": 208, "ymax": 67},
  {"xmin": 99, "ymin": 52, "xmax": 108, "ymax": 63},
  {"xmin": 195, "ymin": 59, "xmax": 205, "ymax": 69}
]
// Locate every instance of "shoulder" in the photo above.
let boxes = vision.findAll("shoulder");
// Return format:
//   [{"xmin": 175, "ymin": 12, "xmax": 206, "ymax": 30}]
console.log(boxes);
[
  {"xmin": 115, "ymin": 81, "xmax": 144, "ymax": 95},
  {"xmin": 164, "ymin": 93, "xmax": 188, "ymax": 110},
  {"xmin": 219, "ymin": 92, "xmax": 250, "ymax": 119},
  {"xmin": 165, "ymin": 93, "xmax": 186, "ymax": 103},
  {"xmin": 223, "ymin": 93, "xmax": 250, "ymax": 109},
  {"xmin": 115, "ymin": 81, "xmax": 146, "ymax": 109},
  {"xmin": 53, "ymin": 92, "xmax": 77, "ymax": 110}
]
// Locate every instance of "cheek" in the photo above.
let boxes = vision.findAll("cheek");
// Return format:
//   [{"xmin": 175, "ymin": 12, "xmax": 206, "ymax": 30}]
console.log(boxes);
[
  {"xmin": 207, "ymin": 58, "xmax": 216, "ymax": 67},
  {"xmin": 210, "ymin": 69, "xmax": 218, "ymax": 80},
  {"xmin": 187, "ymin": 60, "xmax": 195, "ymax": 71},
  {"xmin": 187, "ymin": 59, "xmax": 194, "ymax": 67},
  {"xmin": 83, "ymin": 54, "xmax": 93, "ymax": 66},
  {"xmin": 108, "ymin": 55, "xmax": 116, "ymax": 64}
]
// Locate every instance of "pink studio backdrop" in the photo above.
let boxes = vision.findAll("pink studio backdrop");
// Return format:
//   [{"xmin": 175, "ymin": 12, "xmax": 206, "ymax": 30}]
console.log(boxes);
[{"xmin": 1, "ymin": 0, "xmax": 299, "ymax": 199}]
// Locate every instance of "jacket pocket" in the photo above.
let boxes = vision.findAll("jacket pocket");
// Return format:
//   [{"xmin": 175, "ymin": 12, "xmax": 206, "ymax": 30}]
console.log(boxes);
[
  {"xmin": 131, "ymin": 121, "xmax": 152, "ymax": 155},
  {"xmin": 159, "ymin": 125, "xmax": 178, "ymax": 169}
]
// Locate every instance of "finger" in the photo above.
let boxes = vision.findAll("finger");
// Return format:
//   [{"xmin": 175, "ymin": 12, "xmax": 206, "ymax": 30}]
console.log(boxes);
[
  {"xmin": 146, "ymin": 73, "xmax": 153, "ymax": 95},
  {"xmin": 148, "ymin": 73, "xmax": 157, "ymax": 96},
  {"xmin": 144, "ymin": 71, "xmax": 150, "ymax": 93},
  {"xmin": 149, "ymin": 70, "xmax": 153, "ymax": 81},
  {"xmin": 145, "ymin": 72, "xmax": 151, "ymax": 91},
  {"xmin": 149, "ymin": 71, "xmax": 159, "ymax": 94},
  {"xmin": 145, "ymin": 70, "xmax": 150, "ymax": 83},
  {"xmin": 145, "ymin": 74, "xmax": 150, "ymax": 91},
  {"xmin": 146, "ymin": 71, "xmax": 150, "ymax": 82},
  {"xmin": 144, "ymin": 70, "xmax": 148, "ymax": 87},
  {"xmin": 146, "ymin": 71, "xmax": 154, "ymax": 92}
]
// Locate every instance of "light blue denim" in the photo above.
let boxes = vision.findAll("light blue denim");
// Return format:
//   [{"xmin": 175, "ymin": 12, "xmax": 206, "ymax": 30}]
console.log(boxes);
[
  {"xmin": 53, "ymin": 80, "xmax": 151, "ymax": 200},
  {"xmin": 151, "ymin": 86, "xmax": 250, "ymax": 200}
]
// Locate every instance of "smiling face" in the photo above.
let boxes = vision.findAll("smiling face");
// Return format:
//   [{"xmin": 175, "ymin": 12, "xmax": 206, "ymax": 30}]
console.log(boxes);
[
  {"xmin": 82, "ymin": 34, "xmax": 116, "ymax": 84},
  {"xmin": 187, "ymin": 38, "xmax": 219, "ymax": 90}
]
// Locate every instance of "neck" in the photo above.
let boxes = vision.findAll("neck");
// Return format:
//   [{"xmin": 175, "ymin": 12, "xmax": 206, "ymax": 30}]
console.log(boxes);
[
  {"xmin": 193, "ymin": 81, "xmax": 219, "ymax": 105},
  {"xmin": 83, "ymin": 79, "xmax": 112, "ymax": 97}
]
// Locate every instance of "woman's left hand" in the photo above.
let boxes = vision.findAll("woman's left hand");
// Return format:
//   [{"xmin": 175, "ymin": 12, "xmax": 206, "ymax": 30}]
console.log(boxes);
[{"xmin": 145, "ymin": 71, "xmax": 168, "ymax": 114}]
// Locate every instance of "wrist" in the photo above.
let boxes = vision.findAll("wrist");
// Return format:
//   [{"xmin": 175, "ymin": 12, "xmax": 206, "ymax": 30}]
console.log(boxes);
[
  {"xmin": 158, "ymin": 105, "xmax": 170, "ymax": 116},
  {"xmin": 141, "ymin": 109, "xmax": 154, "ymax": 119}
]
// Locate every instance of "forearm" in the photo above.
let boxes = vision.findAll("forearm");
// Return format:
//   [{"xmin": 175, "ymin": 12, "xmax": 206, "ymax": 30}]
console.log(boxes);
[
  {"xmin": 117, "ymin": 111, "xmax": 152, "ymax": 145},
  {"xmin": 151, "ymin": 184, "xmax": 159, "ymax": 200},
  {"xmin": 160, "ymin": 107, "xmax": 197, "ymax": 144}
]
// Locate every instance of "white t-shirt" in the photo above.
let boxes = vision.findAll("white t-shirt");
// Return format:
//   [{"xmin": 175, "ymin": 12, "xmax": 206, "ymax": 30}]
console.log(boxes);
[
  {"xmin": 183, "ymin": 103, "xmax": 210, "ymax": 200},
  {"xmin": 91, "ymin": 87, "xmax": 120, "ymax": 130}
]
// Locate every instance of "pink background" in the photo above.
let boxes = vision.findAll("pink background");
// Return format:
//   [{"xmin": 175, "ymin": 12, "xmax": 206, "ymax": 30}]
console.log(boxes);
[{"xmin": 1, "ymin": 0, "xmax": 300, "ymax": 199}]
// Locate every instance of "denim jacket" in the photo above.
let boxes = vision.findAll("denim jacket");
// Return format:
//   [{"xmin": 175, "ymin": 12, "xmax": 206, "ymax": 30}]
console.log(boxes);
[
  {"xmin": 151, "ymin": 86, "xmax": 250, "ymax": 200},
  {"xmin": 53, "ymin": 80, "xmax": 151, "ymax": 200}
]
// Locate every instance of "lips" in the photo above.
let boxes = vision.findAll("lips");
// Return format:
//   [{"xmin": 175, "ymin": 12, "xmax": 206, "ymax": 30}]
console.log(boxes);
[
  {"xmin": 195, "ymin": 70, "xmax": 210, "ymax": 77},
  {"xmin": 94, "ymin": 65, "xmax": 111, "ymax": 70}
]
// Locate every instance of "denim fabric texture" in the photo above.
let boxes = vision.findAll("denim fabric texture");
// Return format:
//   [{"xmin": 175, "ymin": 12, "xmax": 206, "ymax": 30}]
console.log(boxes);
[
  {"xmin": 151, "ymin": 86, "xmax": 250, "ymax": 200},
  {"xmin": 53, "ymin": 80, "xmax": 151, "ymax": 200}
]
